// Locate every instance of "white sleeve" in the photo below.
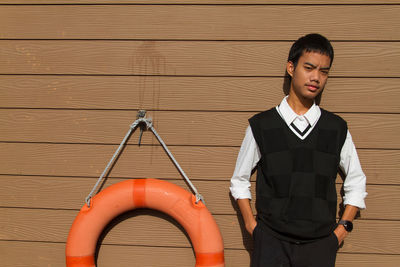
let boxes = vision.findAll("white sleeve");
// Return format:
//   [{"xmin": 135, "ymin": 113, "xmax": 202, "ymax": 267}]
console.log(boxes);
[
  {"xmin": 229, "ymin": 125, "xmax": 261, "ymax": 200},
  {"xmin": 340, "ymin": 130, "xmax": 368, "ymax": 209}
]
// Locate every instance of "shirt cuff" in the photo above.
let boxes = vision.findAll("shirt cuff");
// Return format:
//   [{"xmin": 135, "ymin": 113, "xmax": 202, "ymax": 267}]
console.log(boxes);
[
  {"xmin": 343, "ymin": 191, "xmax": 368, "ymax": 210},
  {"xmin": 229, "ymin": 185, "xmax": 252, "ymax": 200}
]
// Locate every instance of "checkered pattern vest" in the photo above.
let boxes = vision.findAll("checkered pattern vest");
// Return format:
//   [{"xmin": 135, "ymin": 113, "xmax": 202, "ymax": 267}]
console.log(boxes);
[{"xmin": 249, "ymin": 108, "xmax": 347, "ymax": 241}]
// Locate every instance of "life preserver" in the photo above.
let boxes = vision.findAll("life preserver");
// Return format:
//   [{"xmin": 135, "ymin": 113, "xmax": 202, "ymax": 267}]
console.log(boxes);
[{"xmin": 65, "ymin": 178, "xmax": 225, "ymax": 267}]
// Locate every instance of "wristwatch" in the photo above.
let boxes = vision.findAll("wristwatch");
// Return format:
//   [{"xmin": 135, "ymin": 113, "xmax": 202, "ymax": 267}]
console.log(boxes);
[{"xmin": 338, "ymin": 220, "xmax": 353, "ymax": 232}]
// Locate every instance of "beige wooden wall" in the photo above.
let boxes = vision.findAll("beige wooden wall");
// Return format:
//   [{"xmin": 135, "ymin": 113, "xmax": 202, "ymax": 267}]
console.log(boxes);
[{"xmin": 1, "ymin": 1, "xmax": 399, "ymax": 266}]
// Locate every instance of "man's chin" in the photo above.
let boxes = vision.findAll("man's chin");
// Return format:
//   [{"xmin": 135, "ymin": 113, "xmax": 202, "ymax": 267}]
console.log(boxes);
[
  {"xmin": 303, "ymin": 93, "xmax": 319, "ymax": 100},
  {"xmin": 305, "ymin": 89, "xmax": 323, "ymax": 99}
]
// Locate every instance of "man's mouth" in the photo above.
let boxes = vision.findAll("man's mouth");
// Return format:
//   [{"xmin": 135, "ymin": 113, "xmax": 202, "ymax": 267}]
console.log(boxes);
[{"xmin": 306, "ymin": 84, "xmax": 319, "ymax": 92}]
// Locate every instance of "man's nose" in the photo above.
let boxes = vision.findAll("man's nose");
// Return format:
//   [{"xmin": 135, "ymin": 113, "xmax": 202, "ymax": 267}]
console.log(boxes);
[{"xmin": 310, "ymin": 70, "xmax": 320, "ymax": 83}]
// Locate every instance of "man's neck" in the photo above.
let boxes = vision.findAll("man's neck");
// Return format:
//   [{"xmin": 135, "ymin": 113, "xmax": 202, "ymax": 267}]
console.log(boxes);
[{"xmin": 287, "ymin": 92, "xmax": 313, "ymax": 115}]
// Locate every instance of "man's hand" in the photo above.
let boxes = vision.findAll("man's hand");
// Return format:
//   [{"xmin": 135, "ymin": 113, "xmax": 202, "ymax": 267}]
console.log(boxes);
[
  {"xmin": 334, "ymin": 204, "xmax": 359, "ymax": 246},
  {"xmin": 246, "ymin": 218, "xmax": 257, "ymax": 236},
  {"xmin": 237, "ymin": 198, "xmax": 257, "ymax": 235},
  {"xmin": 333, "ymin": 224, "xmax": 348, "ymax": 245}
]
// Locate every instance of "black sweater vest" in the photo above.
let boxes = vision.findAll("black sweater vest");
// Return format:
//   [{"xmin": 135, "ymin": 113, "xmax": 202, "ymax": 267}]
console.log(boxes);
[{"xmin": 249, "ymin": 108, "xmax": 347, "ymax": 242}]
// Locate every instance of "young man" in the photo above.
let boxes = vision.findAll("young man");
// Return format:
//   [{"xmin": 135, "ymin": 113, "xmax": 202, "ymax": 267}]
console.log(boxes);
[{"xmin": 230, "ymin": 33, "xmax": 367, "ymax": 267}]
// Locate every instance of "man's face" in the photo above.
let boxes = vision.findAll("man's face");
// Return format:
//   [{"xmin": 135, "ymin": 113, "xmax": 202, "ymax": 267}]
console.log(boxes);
[{"xmin": 287, "ymin": 51, "xmax": 331, "ymax": 101}]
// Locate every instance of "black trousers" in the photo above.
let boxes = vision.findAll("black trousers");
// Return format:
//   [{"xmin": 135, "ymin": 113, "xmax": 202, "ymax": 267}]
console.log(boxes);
[{"xmin": 251, "ymin": 224, "xmax": 338, "ymax": 267}]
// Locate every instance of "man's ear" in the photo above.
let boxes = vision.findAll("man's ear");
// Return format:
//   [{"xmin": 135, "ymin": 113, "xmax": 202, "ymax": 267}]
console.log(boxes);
[{"xmin": 286, "ymin": 61, "xmax": 294, "ymax": 77}]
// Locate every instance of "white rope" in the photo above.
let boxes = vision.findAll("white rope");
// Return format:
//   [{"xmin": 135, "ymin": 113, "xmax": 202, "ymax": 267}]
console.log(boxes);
[
  {"xmin": 85, "ymin": 119, "xmax": 141, "ymax": 207},
  {"xmin": 85, "ymin": 111, "xmax": 204, "ymax": 207},
  {"xmin": 148, "ymin": 125, "xmax": 204, "ymax": 204}
]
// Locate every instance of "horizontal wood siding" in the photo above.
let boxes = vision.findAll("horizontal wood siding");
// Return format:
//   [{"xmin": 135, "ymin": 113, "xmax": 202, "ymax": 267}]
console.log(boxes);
[
  {"xmin": 1, "ymin": 76, "xmax": 400, "ymax": 112},
  {"xmin": 1, "ymin": 1, "xmax": 398, "ymax": 266},
  {"xmin": 1, "ymin": 41, "xmax": 400, "ymax": 77},
  {"xmin": 2, "ymin": 207, "xmax": 400, "ymax": 254},
  {"xmin": 3, "ymin": 0, "xmax": 400, "ymax": 4},
  {"xmin": 3, "ymin": 241, "xmax": 399, "ymax": 267},
  {"xmin": 1, "ymin": 144, "xmax": 399, "ymax": 184},
  {"xmin": 1, "ymin": 110, "xmax": 399, "ymax": 148},
  {"xmin": 1, "ymin": 176, "xmax": 399, "ymax": 220},
  {"xmin": 1, "ymin": 5, "xmax": 400, "ymax": 40}
]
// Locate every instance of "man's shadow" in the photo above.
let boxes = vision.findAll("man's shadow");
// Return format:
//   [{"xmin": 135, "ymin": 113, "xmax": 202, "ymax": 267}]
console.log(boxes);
[
  {"xmin": 337, "ymin": 169, "xmax": 361, "ymax": 249},
  {"xmin": 229, "ymin": 169, "xmax": 257, "ymax": 266}
]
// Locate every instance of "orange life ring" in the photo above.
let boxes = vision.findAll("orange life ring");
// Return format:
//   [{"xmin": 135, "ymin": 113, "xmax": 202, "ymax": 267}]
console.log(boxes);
[{"xmin": 66, "ymin": 178, "xmax": 225, "ymax": 267}]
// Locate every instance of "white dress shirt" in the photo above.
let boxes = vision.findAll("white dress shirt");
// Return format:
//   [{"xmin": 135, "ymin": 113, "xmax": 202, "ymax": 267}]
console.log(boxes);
[{"xmin": 230, "ymin": 96, "xmax": 367, "ymax": 209}]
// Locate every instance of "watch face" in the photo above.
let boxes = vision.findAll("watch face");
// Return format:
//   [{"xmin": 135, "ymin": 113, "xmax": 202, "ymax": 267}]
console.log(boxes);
[
  {"xmin": 346, "ymin": 221, "xmax": 353, "ymax": 232},
  {"xmin": 341, "ymin": 221, "xmax": 353, "ymax": 232}
]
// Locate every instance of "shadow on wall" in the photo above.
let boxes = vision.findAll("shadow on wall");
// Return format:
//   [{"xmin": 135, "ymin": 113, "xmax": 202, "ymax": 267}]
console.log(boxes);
[
  {"xmin": 230, "ymin": 193, "xmax": 254, "ymax": 267},
  {"xmin": 132, "ymin": 41, "xmax": 167, "ymax": 164},
  {"xmin": 337, "ymin": 170, "xmax": 362, "ymax": 250}
]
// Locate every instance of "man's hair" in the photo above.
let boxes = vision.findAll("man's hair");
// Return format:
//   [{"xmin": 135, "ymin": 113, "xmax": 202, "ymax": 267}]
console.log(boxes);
[{"xmin": 287, "ymin": 33, "xmax": 334, "ymax": 68}]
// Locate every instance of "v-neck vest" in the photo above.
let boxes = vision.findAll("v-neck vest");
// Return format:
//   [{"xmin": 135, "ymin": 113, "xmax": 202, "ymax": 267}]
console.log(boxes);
[{"xmin": 249, "ymin": 108, "xmax": 347, "ymax": 242}]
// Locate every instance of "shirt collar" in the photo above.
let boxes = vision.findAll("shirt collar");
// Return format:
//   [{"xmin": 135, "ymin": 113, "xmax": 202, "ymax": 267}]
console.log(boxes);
[{"xmin": 277, "ymin": 96, "xmax": 321, "ymax": 127}]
